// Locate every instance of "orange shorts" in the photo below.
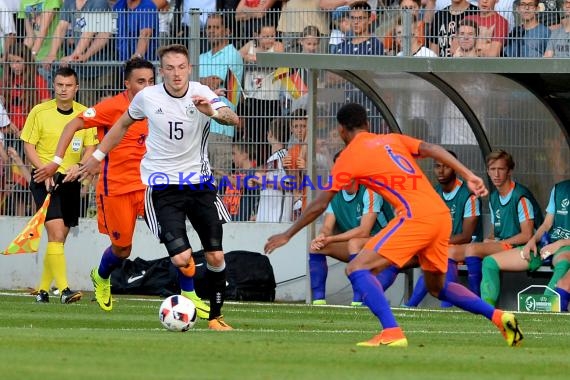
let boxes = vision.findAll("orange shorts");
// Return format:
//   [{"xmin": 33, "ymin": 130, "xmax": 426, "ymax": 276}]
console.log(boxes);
[
  {"xmin": 96, "ymin": 190, "xmax": 145, "ymax": 247},
  {"xmin": 364, "ymin": 212, "xmax": 452, "ymax": 273}
]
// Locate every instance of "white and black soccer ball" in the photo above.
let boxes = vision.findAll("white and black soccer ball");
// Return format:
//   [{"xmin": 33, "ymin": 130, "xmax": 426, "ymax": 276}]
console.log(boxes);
[{"xmin": 159, "ymin": 295, "xmax": 197, "ymax": 332}]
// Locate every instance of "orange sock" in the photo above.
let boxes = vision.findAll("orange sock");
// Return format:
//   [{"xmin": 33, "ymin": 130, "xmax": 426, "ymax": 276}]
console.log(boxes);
[
  {"xmin": 382, "ymin": 326, "xmax": 406, "ymax": 339},
  {"xmin": 492, "ymin": 309, "xmax": 505, "ymax": 332},
  {"xmin": 179, "ymin": 256, "xmax": 195, "ymax": 277}
]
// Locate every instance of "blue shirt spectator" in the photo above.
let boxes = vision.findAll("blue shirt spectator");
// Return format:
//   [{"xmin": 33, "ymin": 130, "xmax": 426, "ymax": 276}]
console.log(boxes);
[
  {"xmin": 503, "ymin": 0, "xmax": 550, "ymax": 57},
  {"xmin": 503, "ymin": 23, "xmax": 550, "ymax": 57},
  {"xmin": 114, "ymin": 0, "xmax": 158, "ymax": 61}
]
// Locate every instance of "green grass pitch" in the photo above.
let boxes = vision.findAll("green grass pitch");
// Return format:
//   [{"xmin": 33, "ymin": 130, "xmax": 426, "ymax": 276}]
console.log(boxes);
[{"xmin": 0, "ymin": 291, "xmax": 568, "ymax": 380}]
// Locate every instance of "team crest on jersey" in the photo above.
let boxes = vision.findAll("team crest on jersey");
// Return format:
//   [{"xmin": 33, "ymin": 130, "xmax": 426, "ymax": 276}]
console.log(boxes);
[
  {"xmin": 558, "ymin": 198, "xmax": 569, "ymax": 215},
  {"xmin": 185, "ymin": 104, "xmax": 197, "ymax": 118},
  {"xmin": 494, "ymin": 209, "xmax": 501, "ymax": 227},
  {"xmin": 83, "ymin": 108, "xmax": 96, "ymax": 118}
]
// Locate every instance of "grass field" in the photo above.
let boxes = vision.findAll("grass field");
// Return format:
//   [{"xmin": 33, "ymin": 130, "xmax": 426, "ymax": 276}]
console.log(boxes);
[{"xmin": 0, "ymin": 291, "xmax": 568, "ymax": 380}]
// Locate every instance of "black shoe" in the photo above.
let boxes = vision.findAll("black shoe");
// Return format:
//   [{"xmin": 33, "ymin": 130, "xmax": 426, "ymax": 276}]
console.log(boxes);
[
  {"xmin": 35, "ymin": 290, "xmax": 49, "ymax": 303},
  {"xmin": 60, "ymin": 288, "xmax": 82, "ymax": 304}
]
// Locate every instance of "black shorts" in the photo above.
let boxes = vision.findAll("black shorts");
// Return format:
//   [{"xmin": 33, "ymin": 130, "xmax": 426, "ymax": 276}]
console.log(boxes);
[
  {"xmin": 145, "ymin": 185, "xmax": 231, "ymax": 256},
  {"xmin": 29, "ymin": 171, "xmax": 81, "ymax": 227}
]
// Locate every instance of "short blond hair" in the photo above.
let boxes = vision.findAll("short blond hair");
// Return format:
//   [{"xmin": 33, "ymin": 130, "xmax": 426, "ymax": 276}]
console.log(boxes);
[
  {"xmin": 157, "ymin": 44, "xmax": 189, "ymax": 65},
  {"xmin": 486, "ymin": 150, "xmax": 515, "ymax": 170}
]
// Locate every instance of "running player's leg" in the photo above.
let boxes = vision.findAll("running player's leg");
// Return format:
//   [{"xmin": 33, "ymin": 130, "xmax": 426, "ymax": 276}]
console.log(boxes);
[
  {"xmin": 91, "ymin": 191, "xmax": 143, "ymax": 311},
  {"xmin": 422, "ymin": 223, "xmax": 523, "ymax": 346},
  {"xmin": 346, "ymin": 218, "xmax": 433, "ymax": 347},
  {"xmin": 439, "ymin": 244, "xmax": 465, "ymax": 308},
  {"xmin": 346, "ymin": 248, "xmax": 407, "ymax": 347},
  {"xmin": 187, "ymin": 189, "xmax": 232, "ymax": 330},
  {"xmin": 149, "ymin": 187, "xmax": 211, "ymax": 319},
  {"xmin": 426, "ymin": 270, "xmax": 523, "ymax": 346}
]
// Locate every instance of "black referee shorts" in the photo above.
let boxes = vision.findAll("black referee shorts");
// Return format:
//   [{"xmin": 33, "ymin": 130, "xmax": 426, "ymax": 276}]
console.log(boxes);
[
  {"xmin": 145, "ymin": 185, "xmax": 231, "ymax": 256},
  {"xmin": 29, "ymin": 171, "xmax": 81, "ymax": 227}
]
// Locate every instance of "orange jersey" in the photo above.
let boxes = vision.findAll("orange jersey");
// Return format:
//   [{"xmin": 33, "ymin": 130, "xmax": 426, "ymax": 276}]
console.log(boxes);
[
  {"xmin": 330, "ymin": 133, "xmax": 448, "ymax": 219},
  {"xmin": 79, "ymin": 91, "xmax": 148, "ymax": 196}
]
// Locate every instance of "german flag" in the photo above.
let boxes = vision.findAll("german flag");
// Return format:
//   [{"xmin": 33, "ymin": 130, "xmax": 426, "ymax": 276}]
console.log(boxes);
[
  {"xmin": 273, "ymin": 67, "xmax": 307, "ymax": 99},
  {"xmin": 225, "ymin": 68, "xmax": 242, "ymax": 107},
  {"xmin": 2, "ymin": 194, "xmax": 50, "ymax": 255}
]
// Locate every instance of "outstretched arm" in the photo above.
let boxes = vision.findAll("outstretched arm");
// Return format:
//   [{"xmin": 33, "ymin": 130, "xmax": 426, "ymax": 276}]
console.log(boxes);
[
  {"xmin": 265, "ymin": 190, "xmax": 337, "ymax": 254},
  {"xmin": 77, "ymin": 111, "xmax": 135, "ymax": 179}
]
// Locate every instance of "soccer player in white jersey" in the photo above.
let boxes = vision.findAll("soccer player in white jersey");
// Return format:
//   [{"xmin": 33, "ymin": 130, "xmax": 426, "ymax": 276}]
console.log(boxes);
[{"xmin": 79, "ymin": 44, "xmax": 240, "ymax": 330}]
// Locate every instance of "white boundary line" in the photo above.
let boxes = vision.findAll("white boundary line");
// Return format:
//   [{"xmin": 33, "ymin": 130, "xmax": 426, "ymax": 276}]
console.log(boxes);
[{"xmin": 1, "ymin": 291, "xmax": 568, "ymax": 317}]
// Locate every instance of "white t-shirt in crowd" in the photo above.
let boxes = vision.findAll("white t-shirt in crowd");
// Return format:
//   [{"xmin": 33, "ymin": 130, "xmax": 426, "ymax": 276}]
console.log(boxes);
[{"xmin": 256, "ymin": 148, "xmax": 293, "ymax": 223}]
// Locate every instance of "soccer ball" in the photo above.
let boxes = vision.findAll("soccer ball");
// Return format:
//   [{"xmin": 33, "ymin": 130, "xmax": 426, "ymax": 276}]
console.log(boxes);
[{"xmin": 159, "ymin": 295, "xmax": 197, "ymax": 332}]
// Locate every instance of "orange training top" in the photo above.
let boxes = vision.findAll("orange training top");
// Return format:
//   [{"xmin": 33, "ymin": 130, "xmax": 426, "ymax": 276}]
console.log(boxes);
[
  {"xmin": 79, "ymin": 91, "xmax": 148, "ymax": 196},
  {"xmin": 330, "ymin": 132, "xmax": 448, "ymax": 219}
]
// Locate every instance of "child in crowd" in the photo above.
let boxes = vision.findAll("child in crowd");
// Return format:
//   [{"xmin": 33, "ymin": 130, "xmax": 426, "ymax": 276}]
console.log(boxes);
[
  {"xmin": 329, "ymin": 6, "xmax": 351, "ymax": 53},
  {"xmin": 283, "ymin": 109, "xmax": 308, "ymax": 220},
  {"xmin": 453, "ymin": 20, "xmax": 479, "ymax": 57},
  {"xmin": 252, "ymin": 118, "xmax": 293, "ymax": 222}
]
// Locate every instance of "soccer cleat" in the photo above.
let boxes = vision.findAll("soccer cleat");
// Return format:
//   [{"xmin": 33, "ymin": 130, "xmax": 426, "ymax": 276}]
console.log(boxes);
[
  {"xmin": 91, "ymin": 268, "xmax": 112, "ymax": 311},
  {"xmin": 208, "ymin": 316, "xmax": 233, "ymax": 331},
  {"xmin": 498, "ymin": 312, "xmax": 524, "ymax": 347},
  {"xmin": 356, "ymin": 327, "xmax": 408, "ymax": 348},
  {"xmin": 60, "ymin": 288, "xmax": 82, "ymax": 304},
  {"xmin": 181, "ymin": 290, "xmax": 210, "ymax": 319},
  {"xmin": 312, "ymin": 299, "xmax": 327, "ymax": 305},
  {"xmin": 35, "ymin": 290, "xmax": 49, "ymax": 303},
  {"xmin": 350, "ymin": 301, "xmax": 363, "ymax": 307}
]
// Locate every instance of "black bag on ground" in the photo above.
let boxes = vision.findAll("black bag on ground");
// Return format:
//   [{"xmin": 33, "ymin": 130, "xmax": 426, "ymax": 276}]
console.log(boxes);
[
  {"xmin": 110, "ymin": 256, "xmax": 180, "ymax": 297},
  {"xmin": 193, "ymin": 250, "xmax": 276, "ymax": 302},
  {"xmin": 110, "ymin": 250, "xmax": 276, "ymax": 301}
]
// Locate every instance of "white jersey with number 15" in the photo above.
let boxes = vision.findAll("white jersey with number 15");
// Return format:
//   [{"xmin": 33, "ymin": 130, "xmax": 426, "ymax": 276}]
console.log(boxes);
[{"xmin": 128, "ymin": 82, "xmax": 226, "ymax": 186}]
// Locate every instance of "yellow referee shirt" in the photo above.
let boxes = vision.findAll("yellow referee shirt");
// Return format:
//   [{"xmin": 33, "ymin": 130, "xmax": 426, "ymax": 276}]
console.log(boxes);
[{"xmin": 20, "ymin": 99, "xmax": 98, "ymax": 174}]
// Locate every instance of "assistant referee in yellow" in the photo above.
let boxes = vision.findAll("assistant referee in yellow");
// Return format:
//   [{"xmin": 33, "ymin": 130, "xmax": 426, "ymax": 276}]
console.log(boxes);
[{"xmin": 21, "ymin": 67, "xmax": 98, "ymax": 304}]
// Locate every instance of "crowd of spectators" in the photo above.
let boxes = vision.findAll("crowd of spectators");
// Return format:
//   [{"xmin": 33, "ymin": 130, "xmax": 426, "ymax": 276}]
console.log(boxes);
[{"xmin": 0, "ymin": 0, "xmax": 569, "ymax": 220}]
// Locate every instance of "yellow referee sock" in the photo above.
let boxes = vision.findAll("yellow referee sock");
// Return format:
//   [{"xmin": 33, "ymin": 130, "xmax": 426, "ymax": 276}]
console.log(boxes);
[
  {"xmin": 45, "ymin": 242, "xmax": 69, "ymax": 291},
  {"xmin": 38, "ymin": 253, "xmax": 53, "ymax": 292}
]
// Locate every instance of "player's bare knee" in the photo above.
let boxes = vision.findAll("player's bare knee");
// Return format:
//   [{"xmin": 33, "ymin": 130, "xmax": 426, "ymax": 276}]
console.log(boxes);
[
  {"xmin": 428, "ymin": 285, "xmax": 443, "ymax": 298},
  {"xmin": 171, "ymin": 250, "xmax": 192, "ymax": 268},
  {"xmin": 46, "ymin": 227, "xmax": 67, "ymax": 242},
  {"xmin": 558, "ymin": 274, "xmax": 570, "ymax": 289},
  {"xmin": 346, "ymin": 260, "xmax": 360, "ymax": 275},
  {"xmin": 347, "ymin": 239, "xmax": 358, "ymax": 254},
  {"xmin": 205, "ymin": 251, "xmax": 225, "ymax": 267}
]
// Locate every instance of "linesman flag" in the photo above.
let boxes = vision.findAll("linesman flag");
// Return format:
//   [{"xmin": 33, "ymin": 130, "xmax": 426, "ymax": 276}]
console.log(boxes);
[
  {"xmin": 2, "ymin": 194, "xmax": 50, "ymax": 255},
  {"xmin": 225, "ymin": 68, "xmax": 242, "ymax": 107},
  {"xmin": 273, "ymin": 67, "xmax": 308, "ymax": 99}
]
